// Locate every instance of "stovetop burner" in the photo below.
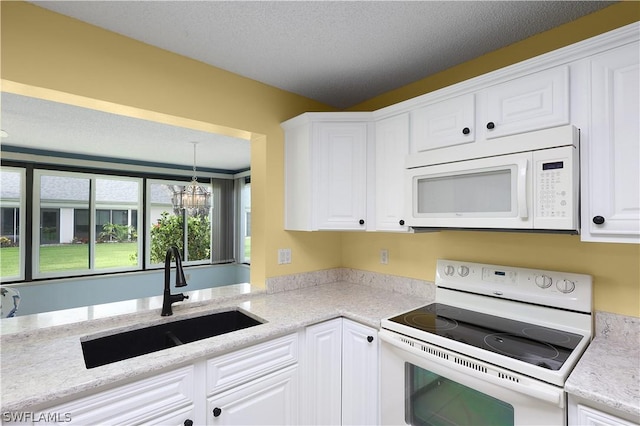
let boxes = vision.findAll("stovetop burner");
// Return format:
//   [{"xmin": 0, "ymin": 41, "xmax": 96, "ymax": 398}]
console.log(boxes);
[{"xmin": 387, "ymin": 303, "xmax": 583, "ymax": 370}]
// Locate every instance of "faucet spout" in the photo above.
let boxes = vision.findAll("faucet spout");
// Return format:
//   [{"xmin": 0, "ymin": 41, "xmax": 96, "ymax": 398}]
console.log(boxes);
[{"xmin": 161, "ymin": 246, "xmax": 189, "ymax": 316}]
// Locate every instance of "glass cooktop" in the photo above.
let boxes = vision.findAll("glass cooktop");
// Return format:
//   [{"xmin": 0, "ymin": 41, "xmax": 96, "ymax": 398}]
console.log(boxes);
[{"xmin": 388, "ymin": 303, "xmax": 584, "ymax": 370}]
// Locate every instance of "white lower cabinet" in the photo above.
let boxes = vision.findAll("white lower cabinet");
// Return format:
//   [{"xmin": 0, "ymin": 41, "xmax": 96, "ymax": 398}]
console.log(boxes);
[
  {"xmin": 40, "ymin": 366, "xmax": 197, "ymax": 426},
  {"xmin": 304, "ymin": 318, "xmax": 379, "ymax": 425},
  {"xmin": 341, "ymin": 319, "xmax": 379, "ymax": 425},
  {"xmin": 575, "ymin": 405, "xmax": 638, "ymax": 426},
  {"xmin": 36, "ymin": 334, "xmax": 299, "ymax": 426},
  {"xmin": 206, "ymin": 366, "xmax": 298, "ymax": 425},
  {"xmin": 34, "ymin": 321, "xmax": 380, "ymax": 426},
  {"xmin": 569, "ymin": 395, "xmax": 639, "ymax": 426},
  {"xmin": 205, "ymin": 333, "xmax": 299, "ymax": 425}
]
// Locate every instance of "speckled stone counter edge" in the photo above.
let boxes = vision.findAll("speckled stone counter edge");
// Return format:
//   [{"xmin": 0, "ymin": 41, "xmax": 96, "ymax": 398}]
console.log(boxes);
[{"xmin": 564, "ymin": 311, "xmax": 640, "ymax": 421}]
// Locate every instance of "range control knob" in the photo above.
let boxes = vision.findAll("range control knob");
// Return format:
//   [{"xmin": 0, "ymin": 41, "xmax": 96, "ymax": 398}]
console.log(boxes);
[
  {"xmin": 535, "ymin": 275, "xmax": 553, "ymax": 289},
  {"xmin": 556, "ymin": 279, "xmax": 576, "ymax": 294},
  {"xmin": 444, "ymin": 265, "xmax": 455, "ymax": 276},
  {"xmin": 457, "ymin": 266, "xmax": 470, "ymax": 277}
]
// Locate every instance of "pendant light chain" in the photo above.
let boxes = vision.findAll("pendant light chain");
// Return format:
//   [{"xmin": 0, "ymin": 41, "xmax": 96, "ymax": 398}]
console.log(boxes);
[{"xmin": 192, "ymin": 142, "xmax": 198, "ymax": 183}]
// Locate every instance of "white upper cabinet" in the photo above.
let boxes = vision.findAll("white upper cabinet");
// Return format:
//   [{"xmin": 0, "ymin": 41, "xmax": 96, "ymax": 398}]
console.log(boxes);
[
  {"xmin": 582, "ymin": 41, "xmax": 640, "ymax": 243},
  {"xmin": 408, "ymin": 66, "xmax": 569, "ymax": 155},
  {"xmin": 282, "ymin": 113, "xmax": 373, "ymax": 231},
  {"xmin": 283, "ymin": 23, "xmax": 639, "ymax": 240},
  {"xmin": 481, "ymin": 66, "xmax": 570, "ymax": 139},
  {"xmin": 375, "ymin": 113, "xmax": 411, "ymax": 232},
  {"xmin": 411, "ymin": 94, "xmax": 475, "ymax": 152}
]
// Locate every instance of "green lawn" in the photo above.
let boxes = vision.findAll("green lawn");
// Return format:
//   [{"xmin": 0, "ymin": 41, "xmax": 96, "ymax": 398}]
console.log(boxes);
[{"xmin": 0, "ymin": 242, "xmax": 138, "ymax": 277}]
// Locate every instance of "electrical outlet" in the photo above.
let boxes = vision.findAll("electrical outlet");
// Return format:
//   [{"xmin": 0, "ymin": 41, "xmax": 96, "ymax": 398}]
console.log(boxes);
[
  {"xmin": 278, "ymin": 248, "xmax": 292, "ymax": 264},
  {"xmin": 380, "ymin": 249, "xmax": 389, "ymax": 264}
]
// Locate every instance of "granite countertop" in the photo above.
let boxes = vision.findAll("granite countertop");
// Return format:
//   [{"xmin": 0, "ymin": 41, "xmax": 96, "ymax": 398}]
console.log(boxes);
[
  {"xmin": 565, "ymin": 313, "xmax": 640, "ymax": 421},
  {"xmin": 0, "ymin": 281, "xmax": 427, "ymax": 412}
]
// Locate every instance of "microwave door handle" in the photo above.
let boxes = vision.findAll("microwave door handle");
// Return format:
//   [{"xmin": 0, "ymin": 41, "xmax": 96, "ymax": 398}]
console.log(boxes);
[{"xmin": 517, "ymin": 159, "xmax": 528, "ymax": 219}]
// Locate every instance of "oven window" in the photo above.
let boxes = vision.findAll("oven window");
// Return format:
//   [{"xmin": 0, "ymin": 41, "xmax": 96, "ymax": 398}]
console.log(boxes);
[{"xmin": 405, "ymin": 363, "xmax": 514, "ymax": 426}]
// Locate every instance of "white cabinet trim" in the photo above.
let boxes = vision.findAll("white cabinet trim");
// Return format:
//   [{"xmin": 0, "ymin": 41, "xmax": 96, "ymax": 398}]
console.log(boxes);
[{"xmin": 373, "ymin": 22, "xmax": 640, "ymax": 120}]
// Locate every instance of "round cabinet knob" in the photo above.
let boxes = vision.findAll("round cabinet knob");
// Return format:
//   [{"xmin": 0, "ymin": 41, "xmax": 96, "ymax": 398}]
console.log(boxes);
[
  {"xmin": 367, "ymin": 335, "xmax": 374, "ymax": 343},
  {"xmin": 556, "ymin": 279, "xmax": 576, "ymax": 294},
  {"xmin": 592, "ymin": 216, "xmax": 605, "ymax": 225},
  {"xmin": 399, "ymin": 220, "xmax": 405, "ymax": 226},
  {"xmin": 359, "ymin": 219, "xmax": 365, "ymax": 225},
  {"xmin": 486, "ymin": 122, "xmax": 496, "ymax": 130},
  {"xmin": 213, "ymin": 407, "xmax": 222, "ymax": 418},
  {"xmin": 462, "ymin": 127, "xmax": 471, "ymax": 135},
  {"xmin": 184, "ymin": 420, "xmax": 194, "ymax": 426},
  {"xmin": 444, "ymin": 265, "xmax": 455, "ymax": 276},
  {"xmin": 535, "ymin": 275, "xmax": 553, "ymax": 289},
  {"xmin": 457, "ymin": 266, "xmax": 470, "ymax": 277}
]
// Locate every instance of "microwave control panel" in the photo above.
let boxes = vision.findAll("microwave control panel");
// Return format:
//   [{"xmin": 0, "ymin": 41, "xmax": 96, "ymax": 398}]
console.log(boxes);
[{"xmin": 533, "ymin": 145, "xmax": 577, "ymax": 229}]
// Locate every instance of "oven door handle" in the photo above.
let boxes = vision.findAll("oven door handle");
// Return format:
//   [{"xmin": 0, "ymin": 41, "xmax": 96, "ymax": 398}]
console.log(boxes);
[{"xmin": 379, "ymin": 330, "xmax": 564, "ymax": 407}]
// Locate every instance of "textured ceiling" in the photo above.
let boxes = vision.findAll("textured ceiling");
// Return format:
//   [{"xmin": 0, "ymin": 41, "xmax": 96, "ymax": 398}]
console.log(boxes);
[
  {"xmin": 29, "ymin": 0, "xmax": 615, "ymax": 109},
  {"xmin": 2, "ymin": 1, "xmax": 616, "ymax": 172}
]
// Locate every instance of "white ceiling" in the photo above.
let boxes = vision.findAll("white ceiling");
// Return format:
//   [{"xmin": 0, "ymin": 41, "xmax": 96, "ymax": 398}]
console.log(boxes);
[
  {"xmin": 0, "ymin": 92, "xmax": 251, "ymax": 173},
  {"xmin": 1, "ymin": 1, "xmax": 615, "ymax": 172}
]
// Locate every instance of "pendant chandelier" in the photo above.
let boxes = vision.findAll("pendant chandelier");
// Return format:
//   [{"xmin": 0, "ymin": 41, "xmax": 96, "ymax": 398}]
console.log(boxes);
[{"xmin": 172, "ymin": 142, "xmax": 211, "ymax": 216}]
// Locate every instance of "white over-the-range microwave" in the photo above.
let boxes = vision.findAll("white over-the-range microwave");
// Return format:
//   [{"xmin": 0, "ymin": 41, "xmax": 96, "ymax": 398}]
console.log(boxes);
[{"xmin": 405, "ymin": 125, "xmax": 580, "ymax": 233}]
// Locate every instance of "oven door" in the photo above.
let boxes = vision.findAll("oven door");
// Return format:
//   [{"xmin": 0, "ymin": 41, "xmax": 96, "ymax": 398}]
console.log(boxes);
[
  {"xmin": 379, "ymin": 330, "xmax": 566, "ymax": 426},
  {"xmin": 405, "ymin": 152, "xmax": 533, "ymax": 229}
]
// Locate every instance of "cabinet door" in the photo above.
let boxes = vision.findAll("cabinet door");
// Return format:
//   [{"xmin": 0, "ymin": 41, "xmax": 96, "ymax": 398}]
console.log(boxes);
[
  {"xmin": 375, "ymin": 114, "xmax": 410, "ymax": 232},
  {"xmin": 303, "ymin": 318, "xmax": 343, "ymax": 425},
  {"xmin": 315, "ymin": 123, "xmax": 369, "ymax": 230},
  {"xmin": 575, "ymin": 404, "xmax": 638, "ymax": 426},
  {"xmin": 411, "ymin": 93, "xmax": 475, "ymax": 152},
  {"xmin": 583, "ymin": 42, "xmax": 640, "ymax": 243},
  {"xmin": 207, "ymin": 366, "xmax": 299, "ymax": 426},
  {"xmin": 342, "ymin": 320, "xmax": 379, "ymax": 426},
  {"xmin": 483, "ymin": 66, "xmax": 569, "ymax": 139}
]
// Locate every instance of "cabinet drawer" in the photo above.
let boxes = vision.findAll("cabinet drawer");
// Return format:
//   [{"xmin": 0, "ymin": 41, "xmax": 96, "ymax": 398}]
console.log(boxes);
[
  {"xmin": 139, "ymin": 404, "xmax": 195, "ymax": 426},
  {"xmin": 41, "ymin": 366, "xmax": 194, "ymax": 425},
  {"xmin": 206, "ymin": 333, "xmax": 298, "ymax": 395}
]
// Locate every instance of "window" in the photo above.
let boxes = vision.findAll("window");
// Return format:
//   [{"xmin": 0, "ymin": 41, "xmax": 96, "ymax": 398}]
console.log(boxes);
[
  {"xmin": 0, "ymin": 167, "xmax": 25, "ymax": 282},
  {"xmin": 148, "ymin": 179, "xmax": 211, "ymax": 265},
  {"xmin": 33, "ymin": 171, "xmax": 142, "ymax": 278},
  {"xmin": 0, "ymin": 162, "xmax": 240, "ymax": 283}
]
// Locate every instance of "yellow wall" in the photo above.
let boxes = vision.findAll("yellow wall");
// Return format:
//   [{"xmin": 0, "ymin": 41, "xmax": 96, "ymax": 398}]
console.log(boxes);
[
  {"xmin": 343, "ymin": 2, "xmax": 640, "ymax": 317},
  {"xmin": 0, "ymin": 1, "xmax": 342, "ymax": 287},
  {"xmin": 1, "ymin": 2, "xmax": 639, "ymax": 317}
]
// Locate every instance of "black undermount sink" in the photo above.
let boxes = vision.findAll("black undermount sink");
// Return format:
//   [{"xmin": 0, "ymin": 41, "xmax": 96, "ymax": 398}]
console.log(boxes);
[{"xmin": 81, "ymin": 310, "xmax": 263, "ymax": 369}]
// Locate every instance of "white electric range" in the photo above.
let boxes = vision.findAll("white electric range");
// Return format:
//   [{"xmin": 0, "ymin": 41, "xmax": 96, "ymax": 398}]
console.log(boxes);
[{"xmin": 379, "ymin": 259, "xmax": 593, "ymax": 425}]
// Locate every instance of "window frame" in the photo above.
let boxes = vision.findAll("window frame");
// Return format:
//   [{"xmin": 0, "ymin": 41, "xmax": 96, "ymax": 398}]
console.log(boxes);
[
  {"xmin": 236, "ymin": 172, "xmax": 251, "ymax": 265},
  {"xmin": 0, "ymin": 166, "xmax": 26, "ymax": 283}
]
